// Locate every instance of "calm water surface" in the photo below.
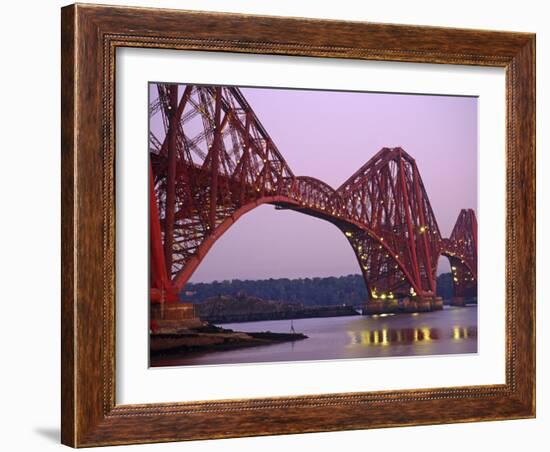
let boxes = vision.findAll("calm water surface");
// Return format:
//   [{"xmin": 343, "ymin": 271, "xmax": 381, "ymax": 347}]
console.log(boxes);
[{"xmin": 153, "ymin": 305, "xmax": 477, "ymax": 367}]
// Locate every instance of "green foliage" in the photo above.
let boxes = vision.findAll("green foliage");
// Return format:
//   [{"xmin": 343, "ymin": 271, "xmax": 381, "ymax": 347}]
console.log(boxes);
[
  {"xmin": 182, "ymin": 274, "xmax": 369, "ymax": 306},
  {"xmin": 182, "ymin": 272, "xmax": 455, "ymax": 306},
  {"xmin": 196, "ymin": 294, "xmax": 359, "ymax": 323},
  {"xmin": 436, "ymin": 272, "xmax": 453, "ymax": 300}
]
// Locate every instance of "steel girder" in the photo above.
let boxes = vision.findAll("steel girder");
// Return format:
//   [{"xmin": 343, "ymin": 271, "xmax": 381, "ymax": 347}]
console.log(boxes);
[
  {"xmin": 149, "ymin": 84, "xmax": 478, "ymax": 303},
  {"xmin": 440, "ymin": 209, "xmax": 478, "ymax": 298}
]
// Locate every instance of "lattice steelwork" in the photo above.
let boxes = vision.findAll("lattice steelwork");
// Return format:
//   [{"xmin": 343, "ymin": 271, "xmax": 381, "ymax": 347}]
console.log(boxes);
[
  {"xmin": 336, "ymin": 148, "xmax": 442, "ymax": 299},
  {"xmin": 149, "ymin": 83, "xmax": 478, "ymax": 304},
  {"xmin": 440, "ymin": 209, "xmax": 478, "ymax": 298}
]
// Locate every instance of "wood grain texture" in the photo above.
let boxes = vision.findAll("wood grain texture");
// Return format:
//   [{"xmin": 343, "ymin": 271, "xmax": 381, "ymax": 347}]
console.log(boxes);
[
  {"xmin": 60, "ymin": 5, "xmax": 76, "ymax": 446},
  {"xmin": 60, "ymin": 3, "xmax": 536, "ymax": 447}
]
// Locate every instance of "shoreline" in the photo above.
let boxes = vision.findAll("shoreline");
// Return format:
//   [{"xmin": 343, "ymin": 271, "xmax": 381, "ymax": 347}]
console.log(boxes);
[
  {"xmin": 200, "ymin": 304, "xmax": 360, "ymax": 324},
  {"xmin": 150, "ymin": 323, "xmax": 308, "ymax": 356}
]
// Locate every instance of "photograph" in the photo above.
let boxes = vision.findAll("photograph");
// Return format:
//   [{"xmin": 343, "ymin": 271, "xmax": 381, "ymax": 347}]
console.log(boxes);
[{"xmin": 148, "ymin": 83, "xmax": 479, "ymax": 367}]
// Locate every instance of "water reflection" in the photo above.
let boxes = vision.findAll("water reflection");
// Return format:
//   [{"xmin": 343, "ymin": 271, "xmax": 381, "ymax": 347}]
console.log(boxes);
[
  {"xmin": 348, "ymin": 325, "xmax": 477, "ymax": 346},
  {"xmin": 153, "ymin": 307, "xmax": 478, "ymax": 366}
]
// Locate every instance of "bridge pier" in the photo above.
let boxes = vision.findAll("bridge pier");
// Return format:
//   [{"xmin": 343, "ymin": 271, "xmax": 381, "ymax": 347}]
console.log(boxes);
[
  {"xmin": 432, "ymin": 296, "xmax": 444, "ymax": 310},
  {"xmin": 401, "ymin": 297, "xmax": 417, "ymax": 313},
  {"xmin": 365, "ymin": 296, "xmax": 443, "ymax": 315},
  {"xmin": 364, "ymin": 299, "xmax": 400, "ymax": 315},
  {"xmin": 401, "ymin": 296, "xmax": 432, "ymax": 312},
  {"xmin": 415, "ymin": 296, "xmax": 433, "ymax": 312},
  {"xmin": 150, "ymin": 302, "xmax": 201, "ymax": 332}
]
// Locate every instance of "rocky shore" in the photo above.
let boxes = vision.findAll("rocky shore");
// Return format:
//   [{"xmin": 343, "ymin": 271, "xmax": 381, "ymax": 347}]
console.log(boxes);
[{"xmin": 150, "ymin": 321, "xmax": 308, "ymax": 355}]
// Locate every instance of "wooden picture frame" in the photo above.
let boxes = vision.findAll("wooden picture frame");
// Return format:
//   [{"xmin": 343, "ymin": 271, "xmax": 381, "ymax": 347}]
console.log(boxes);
[{"xmin": 61, "ymin": 3, "xmax": 535, "ymax": 447}]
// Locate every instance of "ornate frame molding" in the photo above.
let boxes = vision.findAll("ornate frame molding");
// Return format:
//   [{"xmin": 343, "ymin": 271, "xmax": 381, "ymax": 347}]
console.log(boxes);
[{"xmin": 61, "ymin": 4, "xmax": 535, "ymax": 447}]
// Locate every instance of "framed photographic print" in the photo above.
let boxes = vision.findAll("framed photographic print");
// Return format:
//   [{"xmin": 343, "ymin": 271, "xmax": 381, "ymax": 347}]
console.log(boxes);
[{"xmin": 61, "ymin": 3, "xmax": 535, "ymax": 447}]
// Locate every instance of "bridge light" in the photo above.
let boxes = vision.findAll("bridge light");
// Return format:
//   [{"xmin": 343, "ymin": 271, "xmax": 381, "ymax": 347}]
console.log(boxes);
[
  {"xmin": 453, "ymin": 326, "xmax": 461, "ymax": 340},
  {"xmin": 451, "ymin": 266, "xmax": 457, "ymax": 271},
  {"xmin": 345, "ymin": 231, "xmax": 353, "ymax": 237},
  {"xmin": 419, "ymin": 226, "xmax": 427, "ymax": 233},
  {"xmin": 453, "ymin": 277, "xmax": 458, "ymax": 282},
  {"xmin": 421, "ymin": 328, "xmax": 432, "ymax": 342},
  {"xmin": 388, "ymin": 292, "xmax": 395, "ymax": 299},
  {"xmin": 380, "ymin": 293, "xmax": 387, "ymax": 300}
]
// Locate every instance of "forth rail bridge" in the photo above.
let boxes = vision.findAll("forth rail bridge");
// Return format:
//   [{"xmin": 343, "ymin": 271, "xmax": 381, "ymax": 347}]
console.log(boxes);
[{"xmin": 149, "ymin": 84, "xmax": 477, "ymax": 321}]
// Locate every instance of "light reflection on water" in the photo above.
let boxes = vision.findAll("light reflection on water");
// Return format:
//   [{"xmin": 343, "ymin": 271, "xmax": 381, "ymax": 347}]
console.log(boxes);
[
  {"xmin": 347, "ymin": 325, "xmax": 477, "ymax": 346},
  {"xmin": 151, "ymin": 306, "xmax": 478, "ymax": 367}
]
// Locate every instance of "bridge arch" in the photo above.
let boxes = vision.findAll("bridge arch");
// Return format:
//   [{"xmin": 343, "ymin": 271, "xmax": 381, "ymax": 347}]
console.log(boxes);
[
  {"xmin": 437, "ymin": 209, "xmax": 478, "ymax": 299},
  {"xmin": 168, "ymin": 191, "xmax": 420, "ymax": 301},
  {"xmin": 436, "ymin": 253, "xmax": 476, "ymax": 300},
  {"xmin": 149, "ymin": 83, "xmax": 477, "ymax": 306}
]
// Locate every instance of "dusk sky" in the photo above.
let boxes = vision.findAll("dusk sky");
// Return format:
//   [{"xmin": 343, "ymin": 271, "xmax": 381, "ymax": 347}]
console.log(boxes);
[{"xmin": 152, "ymin": 85, "xmax": 477, "ymax": 283}]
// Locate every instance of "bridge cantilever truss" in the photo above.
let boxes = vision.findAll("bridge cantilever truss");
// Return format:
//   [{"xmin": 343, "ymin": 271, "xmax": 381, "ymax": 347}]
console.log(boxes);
[{"xmin": 149, "ymin": 84, "xmax": 478, "ymax": 304}]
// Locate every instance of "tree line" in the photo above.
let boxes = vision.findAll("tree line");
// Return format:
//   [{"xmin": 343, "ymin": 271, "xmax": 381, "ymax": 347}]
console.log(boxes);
[{"xmin": 182, "ymin": 273, "xmax": 455, "ymax": 306}]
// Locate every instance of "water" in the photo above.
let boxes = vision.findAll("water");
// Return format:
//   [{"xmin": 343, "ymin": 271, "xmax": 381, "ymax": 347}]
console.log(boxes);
[{"xmin": 152, "ymin": 305, "xmax": 477, "ymax": 367}]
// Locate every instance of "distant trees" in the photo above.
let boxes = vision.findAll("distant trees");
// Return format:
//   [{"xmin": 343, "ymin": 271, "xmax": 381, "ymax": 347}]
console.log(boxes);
[
  {"xmin": 182, "ymin": 272, "xmax": 455, "ymax": 306},
  {"xmin": 183, "ymin": 274, "xmax": 368, "ymax": 306},
  {"xmin": 436, "ymin": 272, "xmax": 454, "ymax": 300},
  {"xmin": 196, "ymin": 295, "xmax": 359, "ymax": 323}
]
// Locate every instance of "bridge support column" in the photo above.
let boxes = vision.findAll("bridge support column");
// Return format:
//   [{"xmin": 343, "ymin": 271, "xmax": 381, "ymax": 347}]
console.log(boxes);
[
  {"xmin": 401, "ymin": 297, "xmax": 417, "ymax": 313},
  {"xmin": 432, "ymin": 296, "xmax": 444, "ymax": 310},
  {"xmin": 401, "ymin": 296, "xmax": 432, "ymax": 312},
  {"xmin": 364, "ymin": 300, "xmax": 400, "ymax": 315},
  {"xmin": 415, "ymin": 296, "xmax": 433, "ymax": 312},
  {"xmin": 364, "ymin": 301, "xmax": 384, "ymax": 315},
  {"xmin": 365, "ymin": 296, "xmax": 442, "ymax": 314},
  {"xmin": 451, "ymin": 296, "xmax": 466, "ymax": 307},
  {"xmin": 150, "ymin": 302, "xmax": 202, "ymax": 332}
]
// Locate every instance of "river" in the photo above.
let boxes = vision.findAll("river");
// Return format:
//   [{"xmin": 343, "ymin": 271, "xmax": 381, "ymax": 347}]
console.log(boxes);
[{"xmin": 153, "ymin": 305, "xmax": 477, "ymax": 367}]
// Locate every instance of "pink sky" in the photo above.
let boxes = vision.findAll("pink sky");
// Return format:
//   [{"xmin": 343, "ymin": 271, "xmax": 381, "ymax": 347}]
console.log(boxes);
[{"xmin": 152, "ymin": 85, "xmax": 477, "ymax": 282}]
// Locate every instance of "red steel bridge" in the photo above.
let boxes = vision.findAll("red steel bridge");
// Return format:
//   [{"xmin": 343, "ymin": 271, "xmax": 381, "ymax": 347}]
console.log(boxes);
[{"xmin": 149, "ymin": 84, "xmax": 477, "ymax": 309}]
